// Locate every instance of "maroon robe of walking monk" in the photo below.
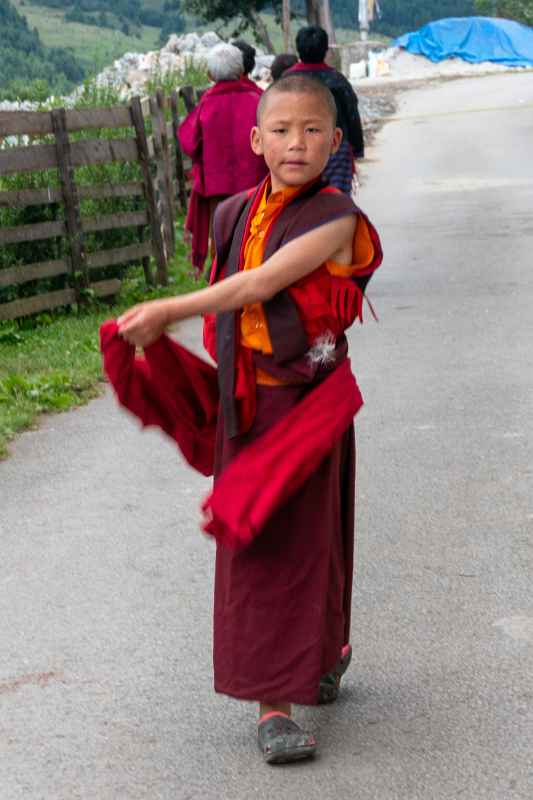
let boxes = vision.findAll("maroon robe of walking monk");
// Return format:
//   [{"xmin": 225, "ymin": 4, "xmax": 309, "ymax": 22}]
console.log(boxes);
[{"xmin": 178, "ymin": 80, "xmax": 268, "ymax": 270}]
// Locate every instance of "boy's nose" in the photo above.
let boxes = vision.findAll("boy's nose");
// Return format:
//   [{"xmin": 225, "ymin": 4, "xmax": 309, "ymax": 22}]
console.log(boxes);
[{"xmin": 288, "ymin": 130, "xmax": 306, "ymax": 150}]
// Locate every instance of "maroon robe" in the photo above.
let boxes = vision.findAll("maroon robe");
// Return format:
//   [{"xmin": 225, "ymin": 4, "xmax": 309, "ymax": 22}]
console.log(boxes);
[
  {"xmin": 208, "ymin": 180, "xmax": 380, "ymax": 704},
  {"xmin": 178, "ymin": 80, "xmax": 268, "ymax": 270},
  {"xmin": 101, "ymin": 179, "xmax": 382, "ymax": 706},
  {"xmin": 213, "ymin": 377, "xmax": 357, "ymax": 705}
]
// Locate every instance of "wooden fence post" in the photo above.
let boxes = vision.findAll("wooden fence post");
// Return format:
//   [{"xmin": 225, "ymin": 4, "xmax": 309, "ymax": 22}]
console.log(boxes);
[
  {"xmin": 149, "ymin": 94, "xmax": 174, "ymax": 261},
  {"xmin": 156, "ymin": 89, "xmax": 176, "ymax": 257},
  {"xmin": 180, "ymin": 85, "xmax": 196, "ymax": 113},
  {"xmin": 51, "ymin": 107, "xmax": 88, "ymax": 295},
  {"xmin": 136, "ymin": 207, "xmax": 155, "ymax": 287},
  {"xmin": 129, "ymin": 96, "xmax": 167, "ymax": 286},
  {"xmin": 170, "ymin": 90, "xmax": 188, "ymax": 213}
]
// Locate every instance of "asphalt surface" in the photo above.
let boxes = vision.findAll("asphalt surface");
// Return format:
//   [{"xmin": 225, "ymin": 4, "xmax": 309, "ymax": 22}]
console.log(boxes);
[{"xmin": 1, "ymin": 72, "xmax": 532, "ymax": 799}]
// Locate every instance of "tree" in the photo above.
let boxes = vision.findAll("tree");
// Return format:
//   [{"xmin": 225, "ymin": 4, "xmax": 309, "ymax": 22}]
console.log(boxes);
[
  {"xmin": 159, "ymin": 9, "xmax": 186, "ymax": 44},
  {"xmin": 305, "ymin": 0, "xmax": 320, "ymax": 24},
  {"xmin": 475, "ymin": 0, "xmax": 533, "ymax": 25},
  {"xmin": 188, "ymin": 0, "xmax": 281, "ymax": 51},
  {"xmin": 188, "ymin": 0, "xmax": 343, "ymax": 51},
  {"xmin": 320, "ymin": 0, "xmax": 336, "ymax": 42}
]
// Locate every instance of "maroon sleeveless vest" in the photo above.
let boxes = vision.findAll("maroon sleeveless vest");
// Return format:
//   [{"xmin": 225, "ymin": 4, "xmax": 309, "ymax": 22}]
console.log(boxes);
[{"xmin": 212, "ymin": 178, "xmax": 359, "ymax": 438}]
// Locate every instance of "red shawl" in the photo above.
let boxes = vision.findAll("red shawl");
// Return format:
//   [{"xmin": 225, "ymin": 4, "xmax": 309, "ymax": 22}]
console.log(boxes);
[{"xmin": 100, "ymin": 321, "xmax": 363, "ymax": 550}]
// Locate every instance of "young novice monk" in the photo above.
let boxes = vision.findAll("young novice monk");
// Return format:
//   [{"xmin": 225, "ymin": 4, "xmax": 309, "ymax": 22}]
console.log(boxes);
[{"xmin": 114, "ymin": 75, "xmax": 382, "ymax": 764}]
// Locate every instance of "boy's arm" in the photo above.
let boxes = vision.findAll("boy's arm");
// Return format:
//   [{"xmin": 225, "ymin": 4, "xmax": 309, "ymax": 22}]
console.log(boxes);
[{"xmin": 119, "ymin": 214, "xmax": 356, "ymax": 347}]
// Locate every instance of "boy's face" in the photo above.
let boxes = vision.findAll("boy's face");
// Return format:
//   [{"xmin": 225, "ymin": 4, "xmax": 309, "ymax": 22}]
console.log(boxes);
[{"xmin": 251, "ymin": 90, "xmax": 342, "ymax": 193}]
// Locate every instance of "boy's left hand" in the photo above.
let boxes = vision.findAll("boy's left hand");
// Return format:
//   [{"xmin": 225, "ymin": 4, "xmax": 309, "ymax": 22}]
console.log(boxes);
[{"xmin": 117, "ymin": 300, "xmax": 170, "ymax": 348}]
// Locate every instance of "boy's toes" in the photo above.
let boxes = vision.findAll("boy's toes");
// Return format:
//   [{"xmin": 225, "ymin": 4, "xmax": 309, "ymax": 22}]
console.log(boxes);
[{"xmin": 258, "ymin": 713, "xmax": 316, "ymax": 764}]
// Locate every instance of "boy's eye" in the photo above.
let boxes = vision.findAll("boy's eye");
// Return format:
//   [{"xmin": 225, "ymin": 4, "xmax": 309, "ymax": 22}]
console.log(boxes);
[
  {"xmin": 273, "ymin": 128, "xmax": 287, "ymax": 134},
  {"xmin": 306, "ymin": 127, "xmax": 320, "ymax": 134}
]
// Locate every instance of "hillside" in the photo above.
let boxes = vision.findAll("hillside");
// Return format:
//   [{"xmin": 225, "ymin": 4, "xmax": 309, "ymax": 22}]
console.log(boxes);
[
  {"xmin": 0, "ymin": 0, "xmax": 84, "ymax": 98},
  {"xmin": 5, "ymin": 0, "xmax": 368, "ymax": 86},
  {"xmin": 20, "ymin": 0, "xmax": 188, "ymax": 38},
  {"xmin": 11, "ymin": 0, "xmax": 160, "ymax": 72}
]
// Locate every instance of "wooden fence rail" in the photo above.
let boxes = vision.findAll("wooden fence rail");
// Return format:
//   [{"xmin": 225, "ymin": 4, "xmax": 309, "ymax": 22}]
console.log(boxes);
[{"xmin": 0, "ymin": 90, "xmax": 190, "ymax": 322}]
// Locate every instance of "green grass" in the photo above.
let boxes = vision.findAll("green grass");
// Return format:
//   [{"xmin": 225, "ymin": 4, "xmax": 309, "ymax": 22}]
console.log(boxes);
[
  {"xmin": 12, "ymin": 0, "xmax": 160, "ymax": 75},
  {"xmin": 0, "ymin": 236, "xmax": 206, "ymax": 459}
]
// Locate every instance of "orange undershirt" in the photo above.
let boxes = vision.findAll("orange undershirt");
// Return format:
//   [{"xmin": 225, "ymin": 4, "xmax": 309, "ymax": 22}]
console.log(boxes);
[{"xmin": 240, "ymin": 184, "xmax": 376, "ymax": 385}]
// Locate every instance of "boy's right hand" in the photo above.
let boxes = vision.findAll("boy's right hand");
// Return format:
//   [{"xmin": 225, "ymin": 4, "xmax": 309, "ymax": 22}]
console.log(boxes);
[{"xmin": 117, "ymin": 300, "xmax": 171, "ymax": 348}]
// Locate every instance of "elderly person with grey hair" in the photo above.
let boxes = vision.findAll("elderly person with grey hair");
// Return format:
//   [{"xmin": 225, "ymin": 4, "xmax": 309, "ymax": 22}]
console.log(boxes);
[
  {"xmin": 179, "ymin": 43, "xmax": 267, "ymax": 271},
  {"xmin": 207, "ymin": 42, "xmax": 243, "ymax": 81}
]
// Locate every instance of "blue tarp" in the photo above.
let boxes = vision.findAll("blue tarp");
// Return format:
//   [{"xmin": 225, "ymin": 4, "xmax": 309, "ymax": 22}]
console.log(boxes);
[{"xmin": 395, "ymin": 16, "xmax": 533, "ymax": 67}]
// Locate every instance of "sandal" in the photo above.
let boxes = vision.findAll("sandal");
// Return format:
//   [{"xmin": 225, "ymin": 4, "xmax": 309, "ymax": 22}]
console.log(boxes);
[
  {"xmin": 257, "ymin": 712, "xmax": 316, "ymax": 764},
  {"xmin": 318, "ymin": 644, "xmax": 352, "ymax": 704}
]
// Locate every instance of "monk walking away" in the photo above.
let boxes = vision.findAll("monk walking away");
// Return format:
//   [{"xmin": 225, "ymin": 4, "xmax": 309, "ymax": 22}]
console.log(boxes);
[
  {"xmin": 286, "ymin": 25, "xmax": 365, "ymax": 194},
  {"xmin": 103, "ymin": 74, "xmax": 382, "ymax": 764},
  {"xmin": 178, "ymin": 43, "xmax": 267, "ymax": 272}
]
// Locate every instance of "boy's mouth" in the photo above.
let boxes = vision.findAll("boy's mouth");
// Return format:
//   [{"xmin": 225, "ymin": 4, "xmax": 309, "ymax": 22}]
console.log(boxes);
[{"xmin": 283, "ymin": 160, "xmax": 308, "ymax": 166}]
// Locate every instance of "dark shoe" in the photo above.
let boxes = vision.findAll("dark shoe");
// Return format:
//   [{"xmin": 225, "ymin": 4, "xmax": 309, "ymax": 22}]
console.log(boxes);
[
  {"xmin": 318, "ymin": 644, "xmax": 352, "ymax": 704},
  {"xmin": 257, "ymin": 712, "xmax": 316, "ymax": 764}
]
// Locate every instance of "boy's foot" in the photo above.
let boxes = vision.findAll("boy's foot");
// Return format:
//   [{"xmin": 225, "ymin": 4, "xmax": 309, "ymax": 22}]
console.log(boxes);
[
  {"xmin": 318, "ymin": 644, "xmax": 352, "ymax": 704},
  {"xmin": 257, "ymin": 712, "xmax": 316, "ymax": 764}
]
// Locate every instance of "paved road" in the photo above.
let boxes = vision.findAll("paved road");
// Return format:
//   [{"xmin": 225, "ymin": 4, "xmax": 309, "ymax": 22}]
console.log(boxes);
[{"xmin": 1, "ymin": 73, "xmax": 532, "ymax": 799}]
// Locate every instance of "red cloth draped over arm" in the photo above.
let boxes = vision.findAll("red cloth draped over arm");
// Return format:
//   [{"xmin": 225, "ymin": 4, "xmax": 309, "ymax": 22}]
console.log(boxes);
[
  {"xmin": 100, "ymin": 321, "xmax": 218, "ymax": 477},
  {"xmin": 202, "ymin": 358, "xmax": 363, "ymax": 550},
  {"xmin": 100, "ymin": 322, "xmax": 363, "ymax": 550}
]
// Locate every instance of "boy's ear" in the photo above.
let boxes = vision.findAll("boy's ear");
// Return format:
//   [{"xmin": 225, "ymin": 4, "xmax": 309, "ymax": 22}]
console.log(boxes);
[
  {"xmin": 250, "ymin": 126, "xmax": 264, "ymax": 156},
  {"xmin": 330, "ymin": 127, "xmax": 343, "ymax": 156}
]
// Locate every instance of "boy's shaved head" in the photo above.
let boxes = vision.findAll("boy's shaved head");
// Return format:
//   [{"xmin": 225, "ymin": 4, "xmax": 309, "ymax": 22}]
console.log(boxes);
[
  {"xmin": 257, "ymin": 75, "xmax": 337, "ymax": 126},
  {"xmin": 251, "ymin": 73, "xmax": 343, "ymax": 193}
]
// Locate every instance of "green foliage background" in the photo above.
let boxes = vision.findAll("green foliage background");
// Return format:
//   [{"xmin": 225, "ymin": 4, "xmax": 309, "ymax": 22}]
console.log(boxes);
[
  {"xmin": 1, "ymin": 0, "xmax": 530, "ymax": 100},
  {"xmin": 300, "ymin": 0, "xmax": 477, "ymax": 31},
  {"xmin": 366, "ymin": 1, "xmax": 476, "ymax": 36},
  {"xmin": 474, "ymin": 0, "xmax": 533, "ymax": 25},
  {"xmin": 0, "ymin": 66, "xmax": 208, "ymax": 457},
  {"xmin": 0, "ymin": 0, "xmax": 84, "ymax": 98},
  {"xmin": 187, "ymin": 0, "xmax": 531, "ymax": 42},
  {"xmin": 0, "ymin": 0, "xmax": 188, "ymax": 98}
]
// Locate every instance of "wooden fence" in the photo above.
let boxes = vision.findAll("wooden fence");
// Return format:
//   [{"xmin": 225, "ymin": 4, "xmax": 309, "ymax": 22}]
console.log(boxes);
[{"xmin": 0, "ymin": 89, "xmax": 190, "ymax": 322}]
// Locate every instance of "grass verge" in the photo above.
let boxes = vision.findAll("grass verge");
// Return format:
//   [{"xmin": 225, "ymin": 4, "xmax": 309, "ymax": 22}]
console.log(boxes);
[{"xmin": 0, "ymin": 241, "xmax": 206, "ymax": 460}]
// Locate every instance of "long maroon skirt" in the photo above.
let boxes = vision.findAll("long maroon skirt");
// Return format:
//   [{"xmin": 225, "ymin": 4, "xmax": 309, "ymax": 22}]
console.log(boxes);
[{"xmin": 213, "ymin": 383, "xmax": 356, "ymax": 705}]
